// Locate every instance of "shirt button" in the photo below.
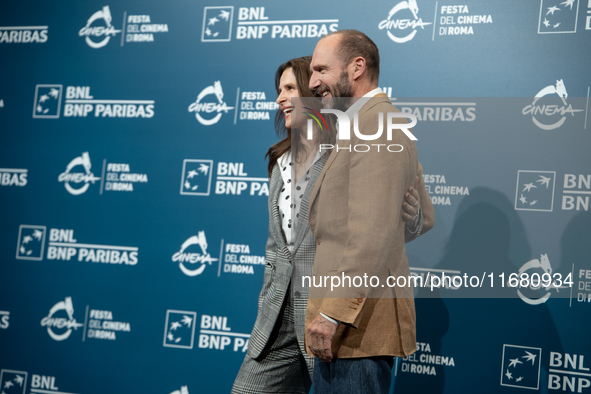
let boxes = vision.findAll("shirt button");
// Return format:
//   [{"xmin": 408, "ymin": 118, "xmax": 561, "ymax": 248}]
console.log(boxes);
[{"xmin": 295, "ymin": 291, "xmax": 301, "ymax": 298}]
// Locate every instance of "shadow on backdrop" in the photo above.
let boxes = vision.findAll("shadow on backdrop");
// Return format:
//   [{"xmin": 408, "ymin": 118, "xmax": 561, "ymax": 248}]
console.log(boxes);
[{"xmin": 393, "ymin": 187, "xmax": 563, "ymax": 394}]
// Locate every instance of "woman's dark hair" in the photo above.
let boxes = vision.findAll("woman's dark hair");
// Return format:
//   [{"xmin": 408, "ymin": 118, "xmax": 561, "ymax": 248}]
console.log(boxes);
[{"xmin": 265, "ymin": 56, "xmax": 314, "ymax": 177}]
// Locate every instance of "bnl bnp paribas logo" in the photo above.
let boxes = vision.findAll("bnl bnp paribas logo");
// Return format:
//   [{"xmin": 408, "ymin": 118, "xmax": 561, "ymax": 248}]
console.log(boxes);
[
  {"xmin": 163, "ymin": 310, "xmax": 250, "ymax": 352},
  {"xmin": 0, "ymin": 370, "xmax": 27, "ymax": 394},
  {"xmin": 32, "ymin": 85, "xmax": 62, "ymax": 119},
  {"xmin": 16, "ymin": 225, "xmax": 139, "ymax": 265},
  {"xmin": 1, "ymin": 371, "xmax": 83, "ymax": 394},
  {"xmin": 163, "ymin": 310, "xmax": 197, "ymax": 349},
  {"xmin": 33, "ymin": 84, "xmax": 155, "ymax": 119},
  {"xmin": 522, "ymin": 79, "xmax": 583, "ymax": 131},
  {"xmin": 515, "ymin": 170, "xmax": 556, "ymax": 212},
  {"xmin": 201, "ymin": 6, "xmax": 338, "ymax": 42},
  {"xmin": 180, "ymin": 160, "xmax": 213, "ymax": 196},
  {"xmin": 180, "ymin": 159, "xmax": 269, "ymax": 197},
  {"xmin": 15, "ymin": 225, "xmax": 46, "ymax": 261},
  {"xmin": 501, "ymin": 345, "xmax": 591, "ymax": 392},
  {"xmin": 201, "ymin": 7, "xmax": 233, "ymax": 41},
  {"xmin": 379, "ymin": 0, "xmax": 433, "ymax": 43},
  {"xmin": 0, "ymin": 167, "xmax": 28, "ymax": 187},
  {"xmin": 516, "ymin": 170, "xmax": 591, "ymax": 212},
  {"xmin": 501, "ymin": 345, "xmax": 542, "ymax": 390},
  {"xmin": 0, "ymin": 24, "xmax": 48, "ymax": 44},
  {"xmin": 538, "ymin": 0, "xmax": 584, "ymax": 33}
]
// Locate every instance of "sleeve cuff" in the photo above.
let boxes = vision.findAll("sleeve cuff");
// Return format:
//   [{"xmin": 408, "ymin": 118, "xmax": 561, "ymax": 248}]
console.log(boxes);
[{"xmin": 319, "ymin": 312, "xmax": 341, "ymax": 327}]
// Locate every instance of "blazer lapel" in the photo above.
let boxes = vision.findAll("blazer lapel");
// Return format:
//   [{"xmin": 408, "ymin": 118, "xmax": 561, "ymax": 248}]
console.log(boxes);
[
  {"xmin": 308, "ymin": 141, "xmax": 342, "ymax": 216},
  {"xmin": 268, "ymin": 164, "xmax": 288, "ymax": 251},
  {"xmin": 292, "ymin": 152, "xmax": 328, "ymax": 254},
  {"xmin": 308, "ymin": 93, "xmax": 391, "ymax": 226}
]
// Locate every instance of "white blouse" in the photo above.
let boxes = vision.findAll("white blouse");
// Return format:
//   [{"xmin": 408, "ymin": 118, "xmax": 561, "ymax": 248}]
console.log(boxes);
[{"xmin": 277, "ymin": 150, "xmax": 322, "ymax": 253}]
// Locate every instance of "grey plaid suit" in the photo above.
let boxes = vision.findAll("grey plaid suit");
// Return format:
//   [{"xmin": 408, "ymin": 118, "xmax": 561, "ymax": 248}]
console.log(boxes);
[{"xmin": 232, "ymin": 153, "xmax": 328, "ymax": 394}]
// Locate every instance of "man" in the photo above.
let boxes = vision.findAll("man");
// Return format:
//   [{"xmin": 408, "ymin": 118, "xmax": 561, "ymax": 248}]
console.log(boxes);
[{"xmin": 305, "ymin": 30, "xmax": 429, "ymax": 393}]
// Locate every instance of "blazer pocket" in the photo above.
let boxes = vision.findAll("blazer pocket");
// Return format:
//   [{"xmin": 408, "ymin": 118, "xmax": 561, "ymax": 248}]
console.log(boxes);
[{"xmin": 264, "ymin": 259, "xmax": 276, "ymax": 277}]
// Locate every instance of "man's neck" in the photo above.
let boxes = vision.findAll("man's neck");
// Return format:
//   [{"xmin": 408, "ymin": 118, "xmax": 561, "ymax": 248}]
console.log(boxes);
[
  {"xmin": 344, "ymin": 87, "xmax": 383, "ymax": 118},
  {"xmin": 352, "ymin": 82, "xmax": 378, "ymax": 98}
]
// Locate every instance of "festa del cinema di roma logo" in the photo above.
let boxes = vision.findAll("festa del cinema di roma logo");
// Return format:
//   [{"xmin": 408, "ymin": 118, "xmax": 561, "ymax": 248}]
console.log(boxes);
[
  {"xmin": 79, "ymin": 5, "xmax": 121, "ymax": 48},
  {"xmin": 188, "ymin": 81, "xmax": 234, "ymax": 126},
  {"xmin": 172, "ymin": 232, "xmax": 218, "ymax": 276},
  {"xmin": 40, "ymin": 297, "xmax": 83, "ymax": 341},
  {"xmin": 56, "ymin": 151, "xmax": 148, "ymax": 195},
  {"xmin": 379, "ymin": 0, "xmax": 432, "ymax": 43},
  {"xmin": 522, "ymin": 79, "xmax": 582, "ymax": 130},
  {"xmin": 58, "ymin": 152, "xmax": 100, "ymax": 195},
  {"xmin": 169, "ymin": 386, "xmax": 190, "ymax": 394},
  {"xmin": 514, "ymin": 253, "xmax": 572, "ymax": 305}
]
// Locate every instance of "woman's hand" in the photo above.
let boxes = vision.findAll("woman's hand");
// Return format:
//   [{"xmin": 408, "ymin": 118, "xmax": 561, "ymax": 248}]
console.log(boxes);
[{"xmin": 402, "ymin": 176, "xmax": 420, "ymax": 223}]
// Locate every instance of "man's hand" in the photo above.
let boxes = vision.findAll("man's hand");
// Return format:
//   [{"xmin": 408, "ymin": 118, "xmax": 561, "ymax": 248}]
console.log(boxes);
[
  {"xmin": 402, "ymin": 176, "xmax": 420, "ymax": 223},
  {"xmin": 306, "ymin": 314, "xmax": 338, "ymax": 362}
]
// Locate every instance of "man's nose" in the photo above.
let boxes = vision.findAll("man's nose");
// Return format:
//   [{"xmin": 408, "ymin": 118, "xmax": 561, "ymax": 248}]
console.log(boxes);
[{"xmin": 309, "ymin": 73, "xmax": 320, "ymax": 90}]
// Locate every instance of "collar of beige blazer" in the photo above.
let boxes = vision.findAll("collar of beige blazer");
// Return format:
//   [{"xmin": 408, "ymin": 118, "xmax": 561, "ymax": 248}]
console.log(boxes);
[{"xmin": 307, "ymin": 92, "xmax": 391, "ymax": 213}]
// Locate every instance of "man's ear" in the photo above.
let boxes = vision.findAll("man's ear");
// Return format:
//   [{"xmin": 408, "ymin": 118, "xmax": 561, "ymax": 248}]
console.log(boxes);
[{"xmin": 351, "ymin": 57, "xmax": 366, "ymax": 81}]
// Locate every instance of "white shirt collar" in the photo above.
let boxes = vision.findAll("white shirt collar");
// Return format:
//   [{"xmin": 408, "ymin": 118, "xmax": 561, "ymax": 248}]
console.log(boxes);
[
  {"xmin": 279, "ymin": 150, "xmax": 291, "ymax": 168},
  {"xmin": 344, "ymin": 87, "xmax": 383, "ymax": 119}
]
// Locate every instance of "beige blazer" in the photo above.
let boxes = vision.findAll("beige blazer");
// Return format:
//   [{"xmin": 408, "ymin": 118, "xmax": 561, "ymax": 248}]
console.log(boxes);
[{"xmin": 306, "ymin": 93, "xmax": 428, "ymax": 358}]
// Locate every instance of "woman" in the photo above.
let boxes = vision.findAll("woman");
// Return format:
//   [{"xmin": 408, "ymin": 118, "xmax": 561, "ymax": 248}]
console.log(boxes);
[{"xmin": 232, "ymin": 56, "xmax": 431, "ymax": 394}]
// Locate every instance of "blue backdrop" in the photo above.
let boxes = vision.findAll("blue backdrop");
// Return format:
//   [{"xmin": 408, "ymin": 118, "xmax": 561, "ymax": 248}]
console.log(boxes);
[{"xmin": 1, "ymin": 1, "xmax": 590, "ymax": 393}]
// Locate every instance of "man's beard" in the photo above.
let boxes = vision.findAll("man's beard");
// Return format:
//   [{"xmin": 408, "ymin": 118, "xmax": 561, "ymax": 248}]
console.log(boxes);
[{"xmin": 318, "ymin": 70, "xmax": 353, "ymax": 110}]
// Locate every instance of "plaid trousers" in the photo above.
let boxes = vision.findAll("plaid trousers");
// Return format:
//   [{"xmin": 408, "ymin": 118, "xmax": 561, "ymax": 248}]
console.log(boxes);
[{"xmin": 232, "ymin": 290, "xmax": 314, "ymax": 394}]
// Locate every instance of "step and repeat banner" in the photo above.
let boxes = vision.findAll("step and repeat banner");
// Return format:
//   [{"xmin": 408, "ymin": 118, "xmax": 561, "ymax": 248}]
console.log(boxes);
[{"xmin": 1, "ymin": 1, "xmax": 590, "ymax": 393}]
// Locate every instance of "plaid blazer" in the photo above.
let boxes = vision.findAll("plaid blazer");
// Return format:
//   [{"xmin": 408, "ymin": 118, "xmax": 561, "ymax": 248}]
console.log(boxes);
[{"xmin": 247, "ymin": 153, "xmax": 328, "ymax": 359}]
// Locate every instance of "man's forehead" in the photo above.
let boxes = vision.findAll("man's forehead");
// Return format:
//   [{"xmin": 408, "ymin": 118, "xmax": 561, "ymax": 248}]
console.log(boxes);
[{"xmin": 311, "ymin": 36, "xmax": 340, "ymax": 68}]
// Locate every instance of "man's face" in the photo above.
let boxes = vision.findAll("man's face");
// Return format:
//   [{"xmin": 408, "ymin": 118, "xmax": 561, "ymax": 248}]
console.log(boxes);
[{"xmin": 309, "ymin": 35, "xmax": 353, "ymax": 108}]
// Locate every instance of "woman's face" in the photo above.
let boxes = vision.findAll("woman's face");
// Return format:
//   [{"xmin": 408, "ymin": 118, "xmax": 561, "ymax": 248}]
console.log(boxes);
[{"xmin": 276, "ymin": 67, "xmax": 300, "ymax": 130}]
